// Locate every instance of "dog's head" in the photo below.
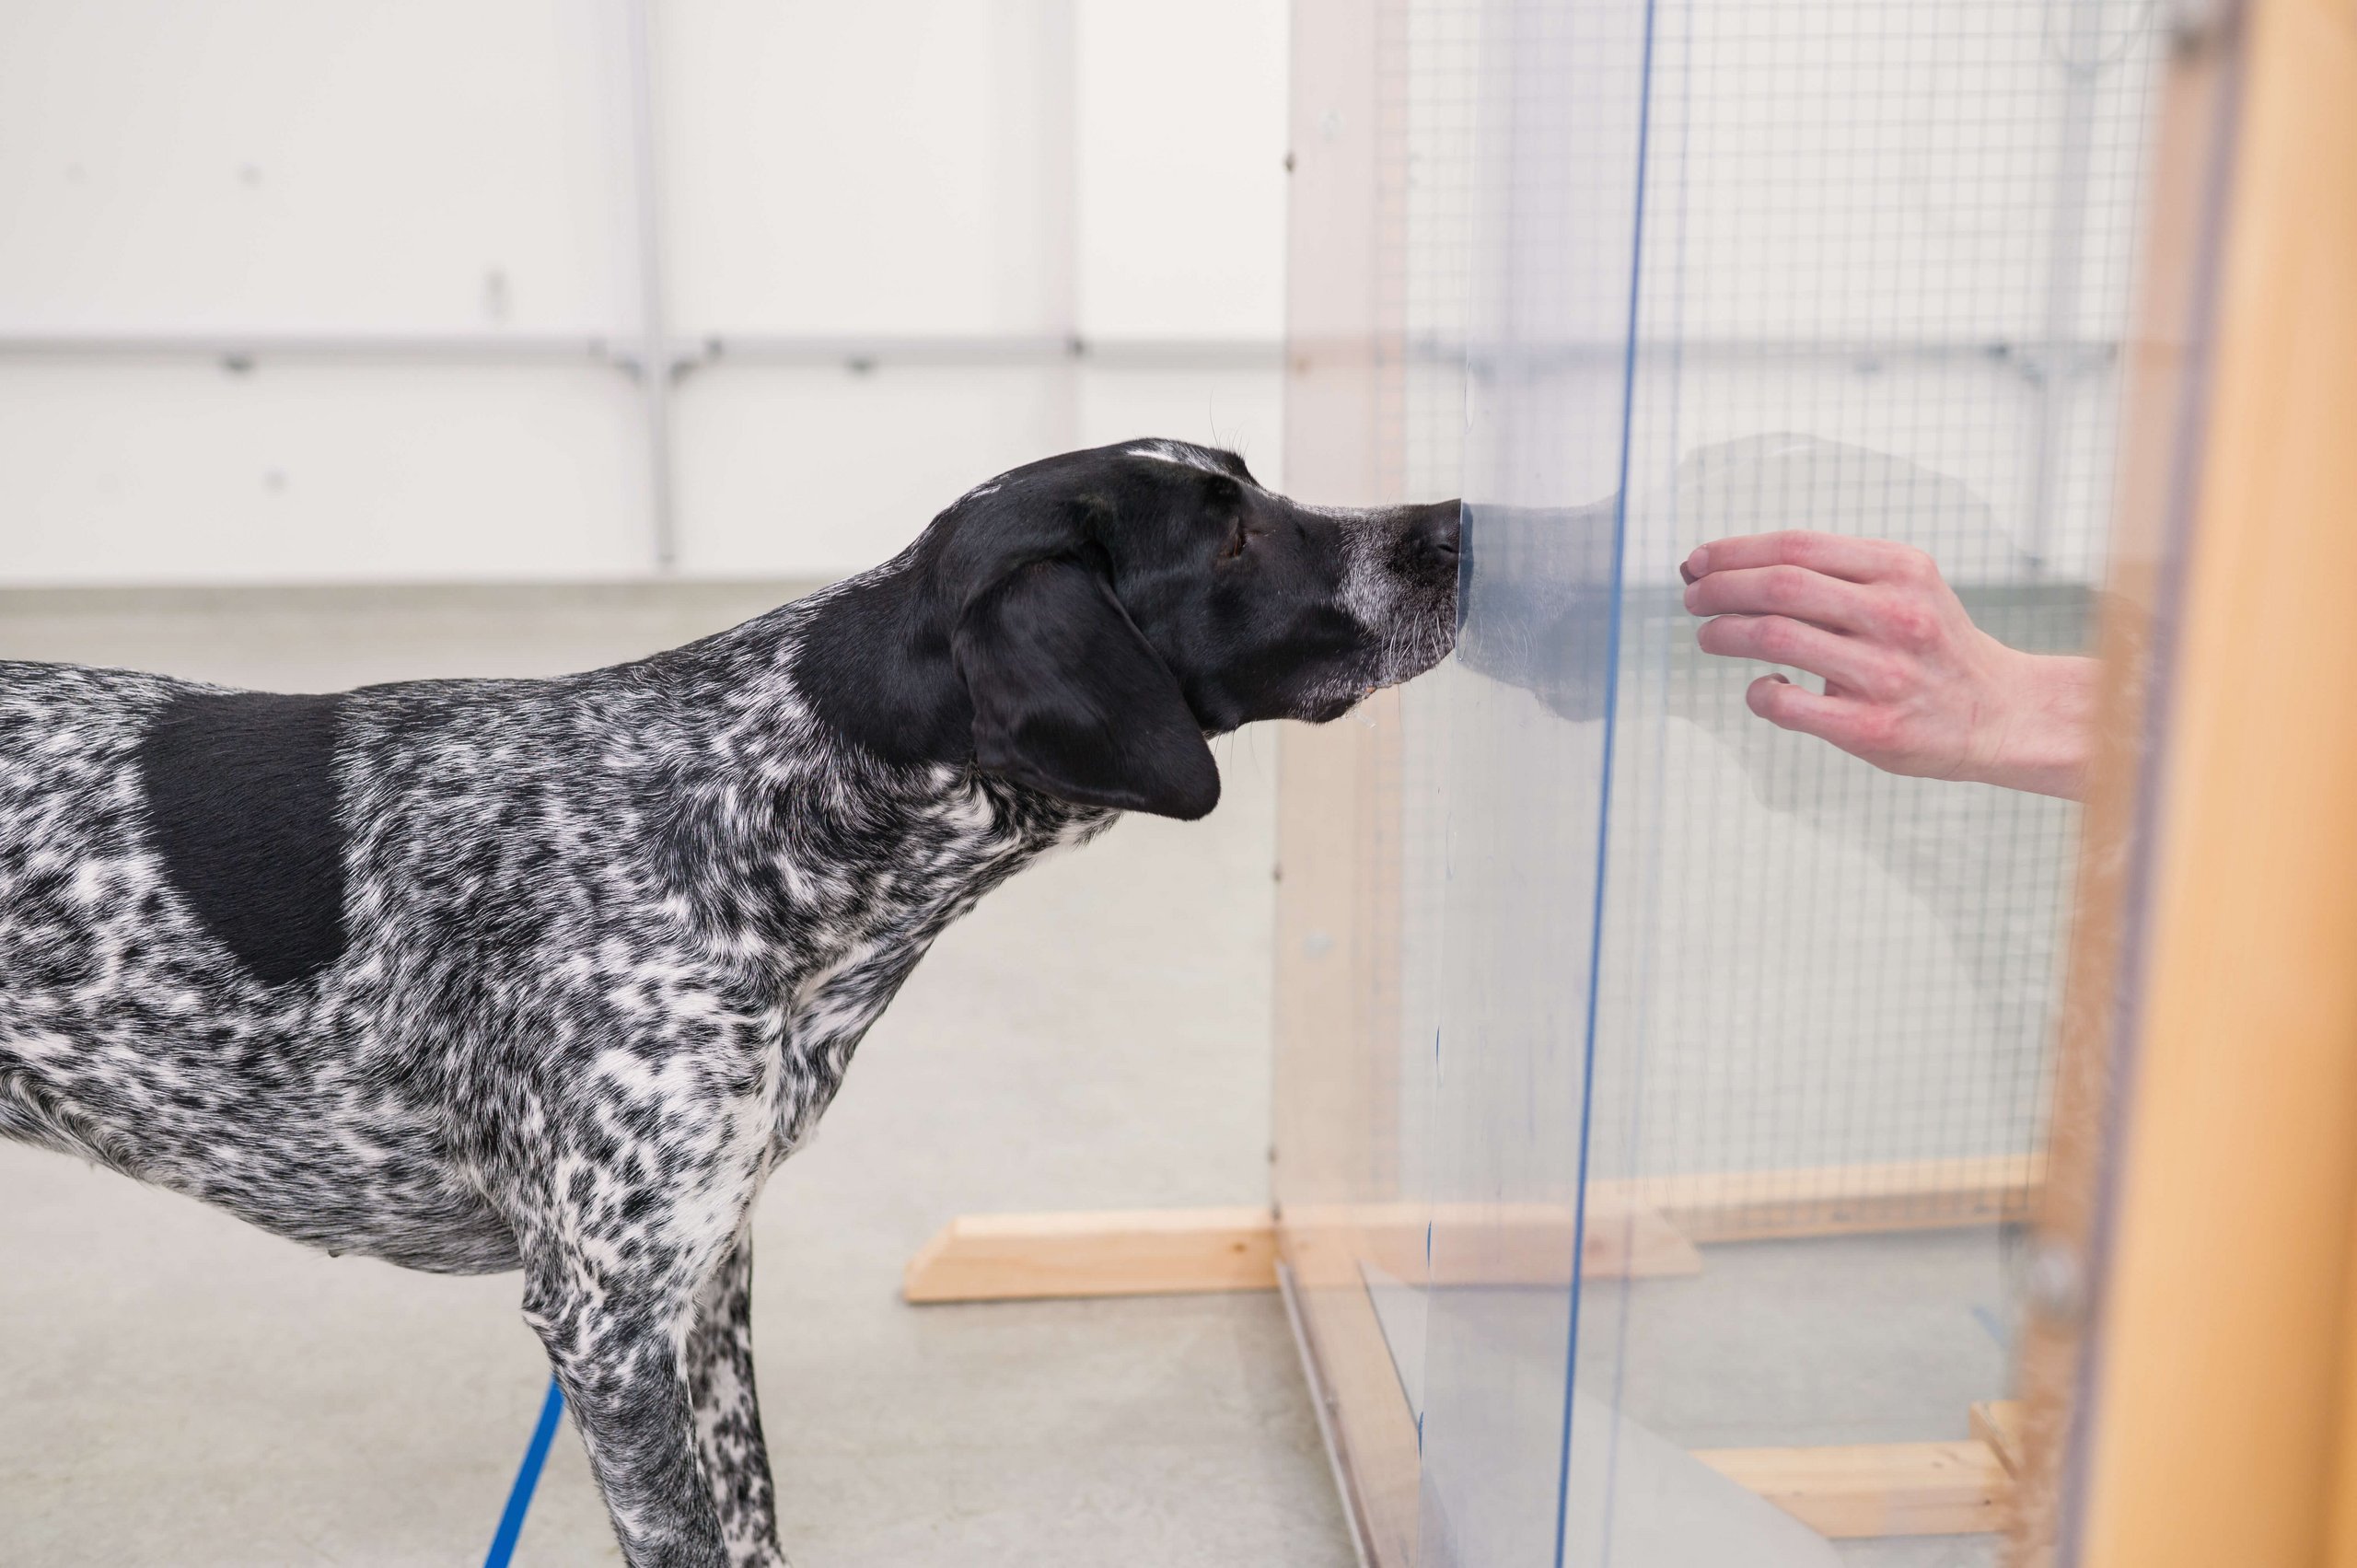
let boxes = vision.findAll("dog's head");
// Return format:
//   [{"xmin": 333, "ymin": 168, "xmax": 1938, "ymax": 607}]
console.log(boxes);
[{"xmin": 799, "ymin": 439, "xmax": 1460, "ymax": 820}]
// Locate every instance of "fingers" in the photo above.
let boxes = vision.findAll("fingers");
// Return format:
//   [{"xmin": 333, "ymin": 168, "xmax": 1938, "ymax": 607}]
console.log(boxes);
[
  {"xmin": 1684, "ymin": 562, "xmax": 1879, "ymax": 633},
  {"xmin": 1683, "ymin": 531, "xmax": 1935, "ymax": 587},
  {"xmin": 1700, "ymin": 613, "xmax": 1890, "ymax": 693},
  {"xmin": 1746, "ymin": 673, "xmax": 1865, "ymax": 749}
]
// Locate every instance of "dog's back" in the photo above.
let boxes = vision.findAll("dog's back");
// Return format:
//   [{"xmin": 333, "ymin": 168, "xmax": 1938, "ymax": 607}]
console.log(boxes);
[{"xmin": 0, "ymin": 657, "xmax": 563, "ymax": 1272}]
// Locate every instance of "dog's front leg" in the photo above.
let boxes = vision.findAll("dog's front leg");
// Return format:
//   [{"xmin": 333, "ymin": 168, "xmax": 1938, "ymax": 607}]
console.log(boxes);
[
  {"xmin": 523, "ymin": 1250, "xmax": 731, "ymax": 1568},
  {"xmin": 687, "ymin": 1231, "xmax": 785, "ymax": 1567}
]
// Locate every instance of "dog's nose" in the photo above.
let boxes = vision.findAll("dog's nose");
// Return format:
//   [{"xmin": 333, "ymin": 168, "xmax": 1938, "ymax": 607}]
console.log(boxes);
[{"xmin": 1411, "ymin": 503, "xmax": 1462, "ymax": 571}]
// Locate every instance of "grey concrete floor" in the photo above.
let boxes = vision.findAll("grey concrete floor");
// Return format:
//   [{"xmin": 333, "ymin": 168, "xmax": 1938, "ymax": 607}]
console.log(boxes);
[{"xmin": 0, "ymin": 584, "xmax": 1352, "ymax": 1568}]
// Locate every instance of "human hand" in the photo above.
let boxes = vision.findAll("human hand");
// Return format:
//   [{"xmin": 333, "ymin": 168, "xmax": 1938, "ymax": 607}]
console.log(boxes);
[{"xmin": 1680, "ymin": 530, "xmax": 2096, "ymax": 801}]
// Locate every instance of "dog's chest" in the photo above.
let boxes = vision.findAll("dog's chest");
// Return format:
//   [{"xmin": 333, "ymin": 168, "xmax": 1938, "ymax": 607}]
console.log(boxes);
[
  {"xmin": 762, "ymin": 902, "xmax": 981, "ymax": 1159},
  {"xmin": 759, "ymin": 807, "xmax": 1102, "ymax": 1157}
]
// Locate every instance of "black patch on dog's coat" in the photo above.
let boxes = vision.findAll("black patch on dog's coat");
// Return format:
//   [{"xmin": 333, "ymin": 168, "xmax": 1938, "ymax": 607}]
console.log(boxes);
[{"xmin": 137, "ymin": 690, "xmax": 348, "ymax": 987}]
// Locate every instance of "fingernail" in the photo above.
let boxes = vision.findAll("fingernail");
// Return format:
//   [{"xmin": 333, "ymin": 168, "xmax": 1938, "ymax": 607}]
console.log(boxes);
[
  {"xmin": 1680, "ymin": 545, "xmax": 1709, "ymax": 583},
  {"xmin": 1767, "ymin": 673, "xmax": 1790, "ymax": 684}
]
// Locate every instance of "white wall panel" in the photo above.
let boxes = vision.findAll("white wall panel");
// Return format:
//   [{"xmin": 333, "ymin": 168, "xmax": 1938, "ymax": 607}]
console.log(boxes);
[
  {"xmin": 0, "ymin": 1, "xmax": 1293, "ymax": 584},
  {"xmin": 668, "ymin": 366, "xmax": 1065, "ymax": 580},
  {"xmin": 0, "ymin": 364, "xmax": 646, "ymax": 583},
  {"xmin": 672, "ymin": 361, "xmax": 1285, "ymax": 582},
  {"xmin": 660, "ymin": 1, "xmax": 1066, "ymax": 337},
  {"xmin": 1075, "ymin": 365, "xmax": 1283, "ymax": 470},
  {"xmin": 1076, "ymin": 0, "xmax": 1289, "ymax": 339},
  {"xmin": 0, "ymin": 1, "xmax": 633, "ymax": 331}
]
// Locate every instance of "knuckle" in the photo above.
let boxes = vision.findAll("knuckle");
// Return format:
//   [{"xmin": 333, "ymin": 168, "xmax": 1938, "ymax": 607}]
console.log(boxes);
[
  {"xmin": 1859, "ymin": 657, "xmax": 1911, "ymax": 703},
  {"xmin": 1878, "ymin": 598, "xmax": 1936, "ymax": 649},
  {"xmin": 1762, "ymin": 563, "xmax": 1809, "ymax": 608},
  {"xmin": 1849, "ymin": 709, "xmax": 1901, "ymax": 752},
  {"xmin": 1892, "ymin": 545, "xmax": 1937, "ymax": 586},
  {"xmin": 1754, "ymin": 616, "xmax": 1804, "ymax": 661}
]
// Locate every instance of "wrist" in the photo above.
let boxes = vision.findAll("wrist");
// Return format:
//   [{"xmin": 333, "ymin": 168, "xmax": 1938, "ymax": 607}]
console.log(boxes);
[{"xmin": 1974, "ymin": 646, "xmax": 2098, "ymax": 801}]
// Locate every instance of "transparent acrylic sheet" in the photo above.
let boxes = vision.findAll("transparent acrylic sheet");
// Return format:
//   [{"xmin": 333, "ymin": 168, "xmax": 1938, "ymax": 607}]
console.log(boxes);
[{"xmin": 1396, "ymin": 3, "xmax": 2166, "ymax": 1566}]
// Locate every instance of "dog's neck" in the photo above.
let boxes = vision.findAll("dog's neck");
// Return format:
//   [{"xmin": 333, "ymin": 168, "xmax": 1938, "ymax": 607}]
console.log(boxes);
[{"xmin": 644, "ymin": 571, "xmax": 1112, "ymax": 993}]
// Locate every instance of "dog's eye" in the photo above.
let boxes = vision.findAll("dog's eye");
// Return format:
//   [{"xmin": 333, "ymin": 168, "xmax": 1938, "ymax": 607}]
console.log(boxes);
[{"xmin": 1219, "ymin": 519, "xmax": 1249, "ymax": 562}]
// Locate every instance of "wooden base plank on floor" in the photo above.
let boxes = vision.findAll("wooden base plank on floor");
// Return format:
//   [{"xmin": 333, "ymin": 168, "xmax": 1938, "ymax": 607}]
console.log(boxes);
[
  {"xmin": 1285, "ymin": 1199, "xmax": 1703, "ymax": 1286},
  {"xmin": 901, "ymin": 1205, "xmax": 1277, "ymax": 1304},
  {"xmin": 1694, "ymin": 1440, "xmax": 2014, "ymax": 1538},
  {"xmin": 1599, "ymin": 1154, "xmax": 2045, "ymax": 1245},
  {"xmin": 901, "ymin": 1199, "xmax": 1702, "ymax": 1304},
  {"xmin": 901, "ymin": 1152, "xmax": 2041, "ymax": 1307}
]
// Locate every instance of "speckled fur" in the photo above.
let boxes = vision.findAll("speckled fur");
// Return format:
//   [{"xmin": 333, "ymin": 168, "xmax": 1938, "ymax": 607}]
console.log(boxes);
[{"xmin": 0, "ymin": 441, "xmax": 1457, "ymax": 1568}]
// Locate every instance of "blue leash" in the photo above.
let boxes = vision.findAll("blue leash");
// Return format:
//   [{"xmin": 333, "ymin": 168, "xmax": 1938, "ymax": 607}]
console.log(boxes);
[{"xmin": 483, "ymin": 1377, "xmax": 565, "ymax": 1568}]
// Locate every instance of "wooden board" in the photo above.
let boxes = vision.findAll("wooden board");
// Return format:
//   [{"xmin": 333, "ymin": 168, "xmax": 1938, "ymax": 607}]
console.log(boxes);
[
  {"xmin": 1291, "ymin": 1198, "xmax": 1702, "ymax": 1286},
  {"xmin": 903, "ymin": 1199, "xmax": 1701, "ymax": 1304},
  {"xmin": 1973, "ymin": 1400, "xmax": 2027, "ymax": 1477},
  {"xmin": 1698, "ymin": 1441, "xmax": 2014, "ymax": 1539},
  {"xmin": 1604, "ymin": 1155, "xmax": 2043, "ymax": 1246},
  {"xmin": 901, "ymin": 1206, "xmax": 1277, "ymax": 1304},
  {"xmin": 902, "ymin": 1155, "xmax": 2054, "ymax": 1306},
  {"xmin": 1271, "ymin": 2, "xmax": 1422, "ymax": 1554},
  {"xmin": 2075, "ymin": 5, "xmax": 2357, "ymax": 1567},
  {"xmin": 1276, "ymin": 1249, "xmax": 1423, "ymax": 1568},
  {"xmin": 2003, "ymin": 15, "xmax": 2235, "ymax": 1563}
]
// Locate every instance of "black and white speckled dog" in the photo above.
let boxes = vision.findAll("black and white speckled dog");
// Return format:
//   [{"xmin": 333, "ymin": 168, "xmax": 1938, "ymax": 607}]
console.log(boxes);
[{"xmin": 0, "ymin": 439, "xmax": 1458, "ymax": 1568}]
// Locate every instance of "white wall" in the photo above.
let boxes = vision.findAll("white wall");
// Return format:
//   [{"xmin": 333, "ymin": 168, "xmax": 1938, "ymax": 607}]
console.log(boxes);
[{"xmin": 0, "ymin": 0, "xmax": 1290, "ymax": 585}]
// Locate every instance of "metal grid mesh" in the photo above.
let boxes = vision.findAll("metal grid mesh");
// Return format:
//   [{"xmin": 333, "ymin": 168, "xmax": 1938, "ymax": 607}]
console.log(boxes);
[
  {"xmin": 1596, "ymin": 0, "xmax": 2163, "ymax": 1213},
  {"xmin": 1387, "ymin": 9, "xmax": 2168, "ymax": 1561},
  {"xmin": 1389, "ymin": 0, "xmax": 2165, "ymax": 1218}
]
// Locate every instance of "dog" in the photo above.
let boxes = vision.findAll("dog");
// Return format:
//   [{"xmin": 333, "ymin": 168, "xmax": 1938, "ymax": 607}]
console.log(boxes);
[{"xmin": 0, "ymin": 438, "xmax": 1459, "ymax": 1568}]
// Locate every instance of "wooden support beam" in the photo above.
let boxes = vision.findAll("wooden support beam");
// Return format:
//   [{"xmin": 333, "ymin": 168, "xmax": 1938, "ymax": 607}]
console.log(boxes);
[
  {"xmin": 901, "ymin": 1155, "xmax": 2044, "ymax": 1306},
  {"xmin": 902, "ymin": 1199, "xmax": 1701, "ymax": 1305},
  {"xmin": 1601, "ymin": 1154, "xmax": 2044, "ymax": 1246},
  {"xmin": 1696, "ymin": 1440, "xmax": 2014, "ymax": 1539},
  {"xmin": 1279, "ymin": 1249, "xmax": 1424, "ymax": 1568},
  {"xmin": 2073, "ymin": 10, "xmax": 2357, "ymax": 1568},
  {"xmin": 902, "ymin": 1206, "xmax": 1277, "ymax": 1304},
  {"xmin": 1288, "ymin": 1198, "xmax": 1702, "ymax": 1287},
  {"xmin": 1972, "ymin": 1400, "xmax": 2027, "ymax": 1476}
]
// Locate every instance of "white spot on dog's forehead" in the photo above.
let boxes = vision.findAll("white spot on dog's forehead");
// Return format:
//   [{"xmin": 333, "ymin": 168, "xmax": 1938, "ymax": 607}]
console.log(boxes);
[{"xmin": 1124, "ymin": 441, "xmax": 1248, "ymax": 480}]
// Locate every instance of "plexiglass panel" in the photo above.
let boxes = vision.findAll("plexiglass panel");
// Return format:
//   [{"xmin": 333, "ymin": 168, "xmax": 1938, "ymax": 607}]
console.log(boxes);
[
  {"xmin": 1275, "ymin": 2, "xmax": 2173, "ymax": 1565},
  {"xmin": 1425, "ymin": 3, "xmax": 2165, "ymax": 1564}
]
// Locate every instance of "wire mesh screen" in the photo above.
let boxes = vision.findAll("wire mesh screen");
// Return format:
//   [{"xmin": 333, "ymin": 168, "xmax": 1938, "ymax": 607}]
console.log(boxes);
[{"xmin": 1288, "ymin": 1, "xmax": 2173, "ymax": 1564}]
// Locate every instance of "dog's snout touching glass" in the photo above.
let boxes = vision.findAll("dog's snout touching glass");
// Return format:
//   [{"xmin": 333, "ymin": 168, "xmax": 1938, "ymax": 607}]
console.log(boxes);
[{"xmin": 1423, "ymin": 507, "xmax": 1461, "ymax": 565}]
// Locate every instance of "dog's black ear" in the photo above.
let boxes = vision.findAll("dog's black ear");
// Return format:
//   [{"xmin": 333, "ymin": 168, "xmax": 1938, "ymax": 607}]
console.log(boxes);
[{"xmin": 953, "ymin": 556, "xmax": 1220, "ymax": 819}]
